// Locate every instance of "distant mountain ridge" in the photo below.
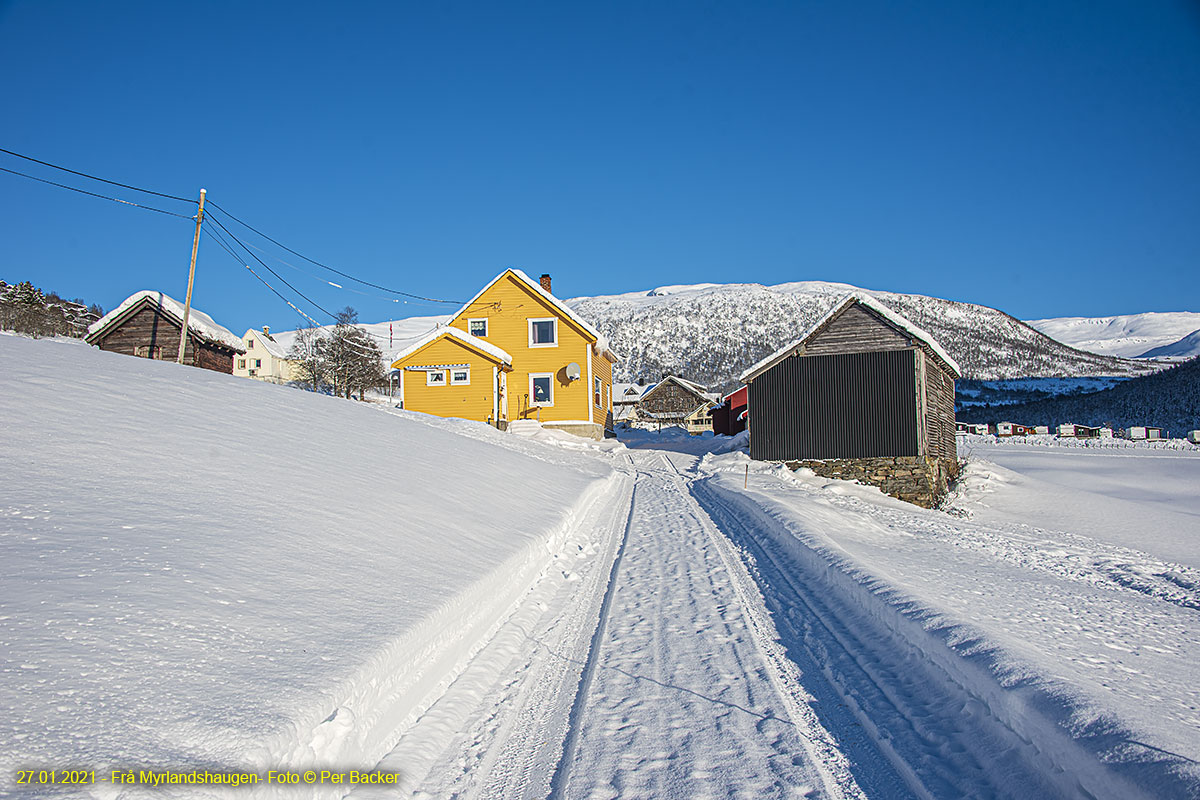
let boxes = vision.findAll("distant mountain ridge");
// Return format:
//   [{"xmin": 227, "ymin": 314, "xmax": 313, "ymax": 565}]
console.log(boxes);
[
  {"xmin": 1026, "ymin": 312, "xmax": 1200, "ymax": 359},
  {"xmin": 567, "ymin": 281, "xmax": 1159, "ymax": 390}
]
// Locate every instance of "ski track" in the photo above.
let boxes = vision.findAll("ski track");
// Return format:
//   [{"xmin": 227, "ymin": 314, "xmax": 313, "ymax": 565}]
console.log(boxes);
[
  {"xmin": 358, "ymin": 443, "xmax": 1192, "ymax": 800},
  {"xmin": 548, "ymin": 451, "xmax": 864, "ymax": 800}
]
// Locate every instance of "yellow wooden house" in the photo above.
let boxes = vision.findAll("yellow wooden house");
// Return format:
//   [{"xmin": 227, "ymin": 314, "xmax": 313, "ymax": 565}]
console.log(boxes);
[{"xmin": 391, "ymin": 269, "xmax": 619, "ymax": 439}]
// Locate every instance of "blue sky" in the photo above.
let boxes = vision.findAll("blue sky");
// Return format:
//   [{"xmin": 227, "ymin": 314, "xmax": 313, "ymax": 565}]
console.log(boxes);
[{"xmin": 2, "ymin": 0, "xmax": 1198, "ymax": 334}]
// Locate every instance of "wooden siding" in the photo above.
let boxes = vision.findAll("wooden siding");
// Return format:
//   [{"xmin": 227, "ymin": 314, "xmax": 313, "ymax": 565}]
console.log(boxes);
[
  {"xmin": 447, "ymin": 272, "xmax": 594, "ymax": 423},
  {"xmin": 399, "ymin": 336, "xmax": 500, "ymax": 423},
  {"xmin": 750, "ymin": 349, "xmax": 920, "ymax": 461},
  {"xmin": 803, "ymin": 304, "xmax": 911, "ymax": 356},
  {"xmin": 638, "ymin": 379, "xmax": 707, "ymax": 419},
  {"xmin": 592, "ymin": 350, "xmax": 615, "ymax": 431},
  {"xmin": 923, "ymin": 357, "xmax": 957, "ymax": 460},
  {"xmin": 91, "ymin": 302, "xmax": 234, "ymax": 373}
]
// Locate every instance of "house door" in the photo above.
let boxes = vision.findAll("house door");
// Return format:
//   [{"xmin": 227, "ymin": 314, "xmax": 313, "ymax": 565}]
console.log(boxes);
[{"xmin": 498, "ymin": 372, "xmax": 508, "ymax": 421}]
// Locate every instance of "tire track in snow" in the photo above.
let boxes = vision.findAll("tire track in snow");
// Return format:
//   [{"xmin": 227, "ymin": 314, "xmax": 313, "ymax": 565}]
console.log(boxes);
[
  {"xmin": 561, "ymin": 451, "xmax": 863, "ymax": 799},
  {"xmin": 546, "ymin": 475, "xmax": 639, "ymax": 799},
  {"xmin": 656, "ymin": 453, "xmax": 867, "ymax": 800},
  {"xmin": 692, "ymin": 476, "xmax": 1151, "ymax": 800}
]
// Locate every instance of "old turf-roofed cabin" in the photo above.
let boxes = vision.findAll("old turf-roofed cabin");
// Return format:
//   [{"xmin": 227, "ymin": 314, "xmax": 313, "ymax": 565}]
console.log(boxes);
[
  {"xmin": 85, "ymin": 291, "xmax": 244, "ymax": 373},
  {"xmin": 740, "ymin": 293, "xmax": 960, "ymax": 507},
  {"xmin": 392, "ymin": 269, "xmax": 619, "ymax": 439}
]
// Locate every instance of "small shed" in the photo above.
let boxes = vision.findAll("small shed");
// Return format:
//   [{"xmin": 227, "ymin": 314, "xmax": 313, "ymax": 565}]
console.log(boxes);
[
  {"xmin": 85, "ymin": 291, "xmax": 244, "ymax": 373},
  {"xmin": 740, "ymin": 294, "xmax": 960, "ymax": 507}
]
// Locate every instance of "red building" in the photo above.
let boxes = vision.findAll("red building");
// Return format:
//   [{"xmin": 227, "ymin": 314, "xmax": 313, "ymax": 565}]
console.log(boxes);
[{"xmin": 712, "ymin": 385, "xmax": 748, "ymax": 436}]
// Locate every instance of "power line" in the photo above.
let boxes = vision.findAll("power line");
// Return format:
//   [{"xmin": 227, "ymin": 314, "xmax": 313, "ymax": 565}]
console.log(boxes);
[
  {"xmin": 205, "ymin": 212, "xmax": 341, "ymax": 322},
  {"xmin": 0, "ymin": 146, "xmax": 194, "ymax": 203},
  {"xmin": 0, "ymin": 165, "xmax": 196, "ymax": 219},
  {"xmin": 205, "ymin": 200, "xmax": 467, "ymax": 305},
  {"xmin": 205, "ymin": 225, "xmax": 439, "ymax": 349}
]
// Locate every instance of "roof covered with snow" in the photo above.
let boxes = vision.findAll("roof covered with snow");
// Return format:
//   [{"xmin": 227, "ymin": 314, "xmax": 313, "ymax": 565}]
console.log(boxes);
[
  {"xmin": 243, "ymin": 328, "xmax": 290, "ymax": 360},
  {"xmin": 739, "ymin": 293, "xmax": 961, "ymax": 382},
  {"xmin": 613, "ymin": 383, "xmax": 653, "ymax": 401},
  {"xmin": 391, "ymin": 325, "xmax": 513, "ymax": 367},
  {"xmin": 87, "ymin": 291, "xmax": 245, "ymax": 352},
  {"xmin": 451, "ymin": 269, "xmax": 618, "ymax": 362}
]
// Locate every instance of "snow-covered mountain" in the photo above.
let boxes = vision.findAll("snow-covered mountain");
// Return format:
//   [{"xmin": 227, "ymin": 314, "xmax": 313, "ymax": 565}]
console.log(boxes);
[
  {"xmin": 1026, "ymin": 312, "xmax": 1200, "ymax": 359},
  {"xmin": 568, "ymin": 281, "xmax": 1159, "ymax": 390}
]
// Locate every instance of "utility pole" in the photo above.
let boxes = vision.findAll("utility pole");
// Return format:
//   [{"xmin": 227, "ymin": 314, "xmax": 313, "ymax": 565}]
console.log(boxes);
[{"xmin": 177, "ymin": 188, "xmax": 207, "ymax": 364}]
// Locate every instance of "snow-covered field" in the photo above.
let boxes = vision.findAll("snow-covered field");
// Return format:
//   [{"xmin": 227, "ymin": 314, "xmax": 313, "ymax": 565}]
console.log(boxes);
[
  {"xmin": 0, "ymin": 334, "xmax": 615, "ymax": 798},
  {"xmin": 3, "ymin": 335, "xmax": 1198, "ymax": 799}
]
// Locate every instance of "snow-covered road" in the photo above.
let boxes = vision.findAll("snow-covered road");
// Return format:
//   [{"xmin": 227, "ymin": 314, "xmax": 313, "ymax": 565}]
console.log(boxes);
[
  {"xmin": 562, "ymin": 451, "xmax": 862, "ymax": 799},
  {"xmin": 385, "ymin": 440, "xmax": 1196, "ymax": 800}
]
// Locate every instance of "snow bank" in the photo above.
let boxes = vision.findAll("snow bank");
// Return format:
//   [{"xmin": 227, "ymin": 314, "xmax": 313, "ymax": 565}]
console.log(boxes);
[
  {"xmin": 0, "ymin": 333, "xmax": 614, "ymax": 797},
  {"xmin": 696, "ymin": 449, "xmax": 1200, "ymax": 799}
]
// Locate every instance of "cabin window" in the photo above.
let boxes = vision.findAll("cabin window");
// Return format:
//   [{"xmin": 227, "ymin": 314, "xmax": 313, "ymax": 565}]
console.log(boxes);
[
  {"xmin": 468, "ymin": 318, "xmax": 488, "ymax": 337},
  {"xmin": 451, "ymin": 368, "xmax": 470, "ymax": 385},
  {"xmin": 238, "ymin": 358, "xmax": 246, "ymax": 369},
  {"xmin": 254, "ymin": 359, "xmax": 262, "ymax": 368},
  {"xmin": 136, "ymin": 345, "xmax": 163, "ymax": 359},
  {"xmin": 594, "ymin": 376, "xmax": 602, "ymax": 407},
  {"xmin": 528, "ymin": 318, "xmax": 557, "ymax": 347},
  {"xmin": 427, "ymin": 370, "xmax": 447, "ymax": 387},
  {"xmin": 530, "ymin": 373, "xmax": 553, "ymax": 406},
  {"xmin": 248, "ymin": 340, "xmax": 254, "ymax": 349}
]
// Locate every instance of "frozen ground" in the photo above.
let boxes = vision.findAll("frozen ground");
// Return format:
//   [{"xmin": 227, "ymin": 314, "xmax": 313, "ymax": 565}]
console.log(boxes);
[{"xmin": 3, "ymin": 336, "xmax": 1198, "ymax": 799}]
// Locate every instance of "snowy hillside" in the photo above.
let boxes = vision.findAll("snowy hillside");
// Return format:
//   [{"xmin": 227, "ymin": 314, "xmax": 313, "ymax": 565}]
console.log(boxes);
[
  {"xmin": 1027, "ymin": 311, "xmax": 1200, "ymax": 359},
  {"xmin": 0, "ymin": 333, "xmax": 614, "ymax": 797},
  {"xmin": 568, "ymin": 281, "xmax": 1158, "ymax": 389},
  {"xmin": 958, "ymin": 355, "xmax": 1200, "ymax": 433}
]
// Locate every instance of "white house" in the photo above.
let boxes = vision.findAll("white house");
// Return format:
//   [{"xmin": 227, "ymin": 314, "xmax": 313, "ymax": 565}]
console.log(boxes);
[{"xmin": 234, "ymin": 327, "xmax": 297, "ymax": 383}]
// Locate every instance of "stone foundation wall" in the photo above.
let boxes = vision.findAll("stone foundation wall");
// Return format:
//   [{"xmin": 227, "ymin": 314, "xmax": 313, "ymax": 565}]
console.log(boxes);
[{"xmin": 784, "ymin": 456, "xmax": 959, "ymax": 508}]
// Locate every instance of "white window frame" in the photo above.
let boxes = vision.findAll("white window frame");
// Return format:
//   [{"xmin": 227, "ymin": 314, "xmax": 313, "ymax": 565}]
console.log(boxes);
[
  {"xmin": 426, "ymin": 370, "xmax": 448, "ymax": 387},
  {"xmin": 450, "ymin": 367, "xmax": 470, "ymax": 385},
  {"xmin": 467, "ymin": 318, "xmax": 488, "ymax": 338},
  {"xmin": 529, "ymin": 372, "xmax": 554, "ymax": 406},
  {"xmin": 594, "ymin": 376, "xmax": 602, "ymax": 407},
  {"xmin": 528, "ymin": 317, "xmax": 558, "ymax": 348}
]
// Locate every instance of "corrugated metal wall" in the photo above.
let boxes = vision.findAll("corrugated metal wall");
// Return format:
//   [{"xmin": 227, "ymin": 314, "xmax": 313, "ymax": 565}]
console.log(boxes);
[{"xmin": 749, "ymin": 349, "xmax": 919, "ymax": 461}]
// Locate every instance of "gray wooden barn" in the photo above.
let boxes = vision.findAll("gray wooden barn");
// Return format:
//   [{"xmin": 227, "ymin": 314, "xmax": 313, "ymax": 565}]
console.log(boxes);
[
  {"xmin": 85, "ymin": 290, "xmax": 245, "ymax": 373},
  {"xmin": 739, "ymin": 294, "xmax": 960, "ymax": 506}
]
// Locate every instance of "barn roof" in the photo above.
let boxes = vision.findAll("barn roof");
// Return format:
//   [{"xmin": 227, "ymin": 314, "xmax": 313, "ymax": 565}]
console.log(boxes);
[
  {"xmin": 641, "ymin": 375, "xmax": 712, "ymax": 405},
  {"xmin": 86, "ymin": 291, "xmax": 245, "ymax": 352},
  {"xmin": 739, "ymin": 293, "xmax": 961, "ymax": 382}
]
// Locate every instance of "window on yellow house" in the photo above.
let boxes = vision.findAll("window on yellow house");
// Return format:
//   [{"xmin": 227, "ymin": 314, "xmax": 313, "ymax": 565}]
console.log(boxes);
[
  {"xmin": 530, "ymin": 373, "xmax": 553, "ymax": 406},
  {"xmin": 528, "ymin": 318, "xmax": 557, "ymax": 347}
]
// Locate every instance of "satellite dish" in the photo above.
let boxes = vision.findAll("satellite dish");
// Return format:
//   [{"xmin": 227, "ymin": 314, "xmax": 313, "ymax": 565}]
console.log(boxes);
[{"xmin": 565, "ymin": 362, "xmax": 582, "ymax": 381}]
